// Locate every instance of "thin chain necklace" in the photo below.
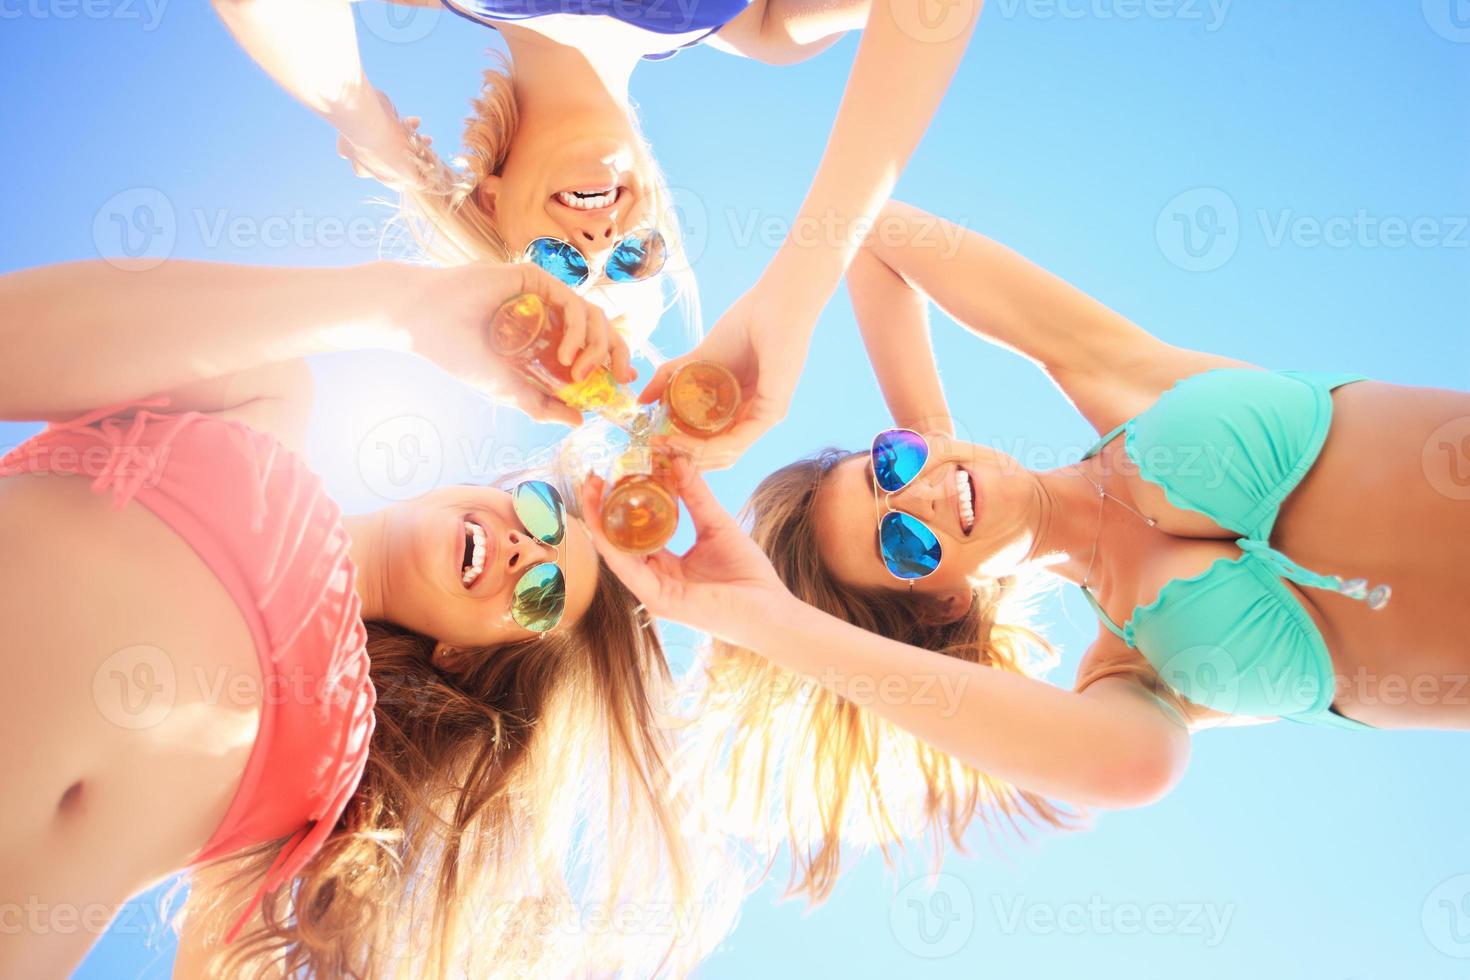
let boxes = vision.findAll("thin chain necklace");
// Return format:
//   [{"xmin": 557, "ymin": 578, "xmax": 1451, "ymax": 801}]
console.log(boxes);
[{"xmin": 1078, "ymin": 469, "xmax": 1156, "ymax": 593}]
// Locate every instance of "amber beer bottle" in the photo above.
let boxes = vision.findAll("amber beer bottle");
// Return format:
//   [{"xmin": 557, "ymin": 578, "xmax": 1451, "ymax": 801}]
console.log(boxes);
[
  {"xmin": 487, "ymin": 292, "xmax": 639, "ymax": 424},
  {"xmin": 600, "ymin": 361, "xmax": 741, "ymax": 554}
]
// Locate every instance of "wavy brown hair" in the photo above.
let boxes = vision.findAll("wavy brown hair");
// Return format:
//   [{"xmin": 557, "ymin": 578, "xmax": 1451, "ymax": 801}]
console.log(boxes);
[
  {"xmin": 691, "ymin": 450, "xmax": 1083, "ymax": 903},
  {"xmin": 177, "ymin": 482, "xmax": 724, "ymax": 978}
]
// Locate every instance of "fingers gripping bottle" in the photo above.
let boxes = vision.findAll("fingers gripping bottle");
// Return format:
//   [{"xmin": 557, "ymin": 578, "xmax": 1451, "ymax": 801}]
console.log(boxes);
[
  {"xmin": 487, "ymin": 292, "xmax": 640, "ymax": 425},
  {"xmin": 600, "ymin": 361, "xmax": 741, "ymax": 554}
]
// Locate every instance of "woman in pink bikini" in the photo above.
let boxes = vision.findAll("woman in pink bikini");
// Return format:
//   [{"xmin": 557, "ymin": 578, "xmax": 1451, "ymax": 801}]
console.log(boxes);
[{"xmin": 0, "ymin": 257, "xmax": 709, "ymax": 977}]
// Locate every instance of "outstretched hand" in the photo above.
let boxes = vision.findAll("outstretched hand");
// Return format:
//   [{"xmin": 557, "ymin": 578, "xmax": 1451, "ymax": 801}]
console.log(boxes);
[
  {"xmin": 579, "ymin": 455, "xmax": 793, "ymax": 646},
  {"xmin": 638, "ymin": 274, "xmax": 818, "ymax": 471}
]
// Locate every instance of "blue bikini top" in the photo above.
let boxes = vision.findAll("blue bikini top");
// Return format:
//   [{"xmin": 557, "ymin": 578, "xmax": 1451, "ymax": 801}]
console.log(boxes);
[
  {"xmin": 1080, "ymin": 369, "xmax": 1389, "ymax": 731},
  {"xmin": 442, "ymin": 0, "xmax": 750, "ymax": 59}
]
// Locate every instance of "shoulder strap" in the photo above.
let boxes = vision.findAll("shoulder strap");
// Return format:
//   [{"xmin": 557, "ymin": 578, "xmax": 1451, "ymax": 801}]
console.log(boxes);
[
  {"xmin": 1079, "ymin": 585, "xmax": 1131, "ymax": 644},
  {"xmin": 1082, "ymin": 421, "xmax": 1128, "ymax": 460}
]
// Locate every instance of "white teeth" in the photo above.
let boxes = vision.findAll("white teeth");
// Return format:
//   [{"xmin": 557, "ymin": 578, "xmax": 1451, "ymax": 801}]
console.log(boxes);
[
  {"xmin": 955, "ymin": 470, "xmax": 976, "ymax": 534},
  {"xmin": 461, "ymin": 520, "xmax": 486, "ymax": 587},
  {"xmin": 556, "ymin": 189, "xmax": 616, "ymax": 210}
]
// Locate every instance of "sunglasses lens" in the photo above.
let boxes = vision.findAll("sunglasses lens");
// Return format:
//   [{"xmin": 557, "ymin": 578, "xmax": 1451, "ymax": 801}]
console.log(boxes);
[
  {"xmin": 513, "ymin": 481, "xmax": 565, "ymax": 546},
  {"xmin": 512, "ymin": 562, "xmax": 566, "ymax": 632},
  {"xmin": 879, "ymin": 512, "xmax": 943, "ymax": 580},
  {"xmin": 605, "ymin": 230, "xmax": 667, "ymax": 283},
  {"xmin": 526, "ymin": 238, "xmax": 590, "ymax": 287},
  {"xmin": 872, "ymin": 429, "xmax": 929, "ymax": 492}
]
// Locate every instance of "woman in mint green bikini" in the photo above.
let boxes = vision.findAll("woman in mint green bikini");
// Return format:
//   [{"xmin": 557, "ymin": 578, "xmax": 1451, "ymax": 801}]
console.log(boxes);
[{"xmin": 570, "ymin": 199, "xmax": 1470, "ymax": 880}]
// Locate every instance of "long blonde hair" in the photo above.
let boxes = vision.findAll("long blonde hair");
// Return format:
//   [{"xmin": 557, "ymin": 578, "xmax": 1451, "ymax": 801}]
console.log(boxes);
[
  {"xmin": 691, "ymin": 450, "xmax": 1083, "ymax": 903},
  {"xmin": 180, "ymin": 480, "xmax": 728, "ymax": 978}
]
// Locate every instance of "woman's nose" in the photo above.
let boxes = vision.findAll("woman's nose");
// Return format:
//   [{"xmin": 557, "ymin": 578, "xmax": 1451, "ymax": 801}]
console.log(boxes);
[
  {"xmin": 503, "ymin": 529, "xmax": 554, "ymax": 573},
  {"xmin": 893, "ymin": 476, "xmax": 943, "ymax": 518}
]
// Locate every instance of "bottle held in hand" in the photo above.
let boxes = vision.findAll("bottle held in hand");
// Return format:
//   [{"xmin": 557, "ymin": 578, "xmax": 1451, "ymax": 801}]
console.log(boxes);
[
  {"xmin": 599, "ymin": 361, "xmax": 741, "ymax": 553},
  {"xmin": 488, "ymin": 292, "xmax": 639, "ymax": 424}
]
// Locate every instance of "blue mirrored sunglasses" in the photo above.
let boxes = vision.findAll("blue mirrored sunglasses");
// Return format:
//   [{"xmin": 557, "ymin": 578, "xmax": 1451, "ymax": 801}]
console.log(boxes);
[
  {"xmin": 524, "ymin": 230, "xmax": 668, "ymax": 290},
  {"xmin": 870, "ymin": 429, "xmax": 942, "ymax": 581}
]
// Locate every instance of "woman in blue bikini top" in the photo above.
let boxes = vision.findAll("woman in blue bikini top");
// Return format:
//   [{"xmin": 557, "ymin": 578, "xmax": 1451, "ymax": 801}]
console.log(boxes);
[{"xmin": 572, "ymin": 198, "xmax": 1470, "ymax": 891}]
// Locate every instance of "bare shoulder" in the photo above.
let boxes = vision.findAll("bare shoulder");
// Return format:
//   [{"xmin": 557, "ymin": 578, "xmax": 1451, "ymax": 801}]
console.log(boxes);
[{"xmin": 1052, "ymin": 343, "xmax": 1258, "ymax": 439}]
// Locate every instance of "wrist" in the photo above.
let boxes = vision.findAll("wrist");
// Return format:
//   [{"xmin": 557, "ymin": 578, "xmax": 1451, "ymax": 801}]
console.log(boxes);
[
  {"xmin": 763, "ymin": 241, "xmax": 846, "ymax": 314},
  {"xmin": 322, "ymin": 78, "xmax": 388, "ymax": 137},
  {"xmin": 733, "ymin": 590, "xmax": 818, "ymax": 655},
  {"xmin": 348, "ymin": 261, "xmax": 425, "ymax": 353}
]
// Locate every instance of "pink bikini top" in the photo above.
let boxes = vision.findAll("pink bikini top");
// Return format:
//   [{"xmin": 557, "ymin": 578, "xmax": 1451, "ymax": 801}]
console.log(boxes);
[{"xmin": 0, "ymin": 400, "xmax": 376, "ymax": 941}]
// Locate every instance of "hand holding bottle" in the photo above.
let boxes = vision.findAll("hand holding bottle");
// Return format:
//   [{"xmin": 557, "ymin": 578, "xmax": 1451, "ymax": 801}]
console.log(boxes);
[
  {"xmin": 397, "ymin": 261, "xmax": 635, "ymax": 426},
  {"xmin": 580, "ymin": 456, "xmax": 795, "ymax": 648},
  {"xmin": 638, "ymin": 258, "xmax": 821, "ymax": 470}
]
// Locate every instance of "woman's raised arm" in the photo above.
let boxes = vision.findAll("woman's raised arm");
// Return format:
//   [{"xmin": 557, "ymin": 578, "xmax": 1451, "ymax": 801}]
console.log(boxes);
[
  {"xmin": 580, "ymin": 459, "xmax": 1191, "ymax": 810},
  {"xmin": 854, "ymin": 200, "xmax": 1252, "ymax": 433},
  {"xmin": 0, "ymin": 259, "xmax": 619, "ymax": 425}
]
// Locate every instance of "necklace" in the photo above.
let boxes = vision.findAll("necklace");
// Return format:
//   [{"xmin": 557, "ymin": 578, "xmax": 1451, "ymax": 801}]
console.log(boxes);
[{"xmin": 1078, "ymin": 469, "xmax": 1156, "ymax": 593}]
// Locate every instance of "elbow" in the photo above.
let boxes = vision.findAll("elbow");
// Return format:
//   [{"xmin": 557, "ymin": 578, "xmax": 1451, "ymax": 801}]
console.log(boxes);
[{"xmin": 1084, "ymin": 731, "xmax": 1189, "ymax": 811}]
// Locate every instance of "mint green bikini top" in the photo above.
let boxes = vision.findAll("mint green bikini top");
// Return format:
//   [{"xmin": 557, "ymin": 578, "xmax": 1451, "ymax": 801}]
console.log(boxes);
[{"xmin": 1079, "ymin": 369, "xmax": 1390, "ymax": 731}]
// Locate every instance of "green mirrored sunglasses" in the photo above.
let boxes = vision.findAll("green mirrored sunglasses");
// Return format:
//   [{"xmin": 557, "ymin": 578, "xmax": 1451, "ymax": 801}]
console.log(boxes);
[{"xmin": 510, "ymin": 480, "xmax": 567, "ymax": 633}]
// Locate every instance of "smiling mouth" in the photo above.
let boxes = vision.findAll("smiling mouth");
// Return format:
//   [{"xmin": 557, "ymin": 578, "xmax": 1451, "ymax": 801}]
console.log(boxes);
[
  {"xmin": 461, "ymin": 518, "xmax": 487, "ymax": 589},
  {"xmin": 955, "ymin": 467, "xmax": 977, "ymax": 536},
  {"xmin": 553, "ymin": 186, "xmax": 624, "ymax": 212}
]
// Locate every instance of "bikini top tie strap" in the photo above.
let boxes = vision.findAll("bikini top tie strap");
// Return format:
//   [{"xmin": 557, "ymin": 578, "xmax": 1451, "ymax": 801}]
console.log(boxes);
[{"xmin": 1235, "ymin": 538, "xmax": 1392, "ymax": 610}]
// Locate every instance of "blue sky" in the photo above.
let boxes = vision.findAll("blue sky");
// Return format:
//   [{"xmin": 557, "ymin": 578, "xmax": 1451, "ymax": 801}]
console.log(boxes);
[{"xmin": 2, "ymin": 2, "xmax": 1468, "ymax": 977}]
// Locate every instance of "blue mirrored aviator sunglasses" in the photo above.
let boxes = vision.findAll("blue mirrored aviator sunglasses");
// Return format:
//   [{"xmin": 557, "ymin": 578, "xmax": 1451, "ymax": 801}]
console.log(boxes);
[
  {"xmin": 869, "ymin": 428, "xmax": 942, "ymax": 583},
  {"xmin": 524, "ymin": 229, "xmax": 668, "ymax": 290},
  {"xmin": 509, "ymin": 480, "xmax": 567, "ymax": 633}
]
